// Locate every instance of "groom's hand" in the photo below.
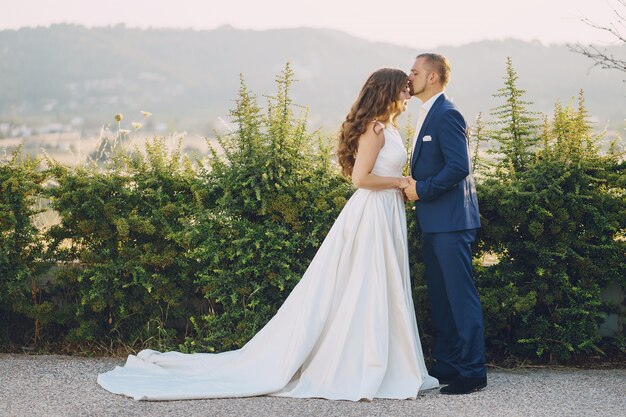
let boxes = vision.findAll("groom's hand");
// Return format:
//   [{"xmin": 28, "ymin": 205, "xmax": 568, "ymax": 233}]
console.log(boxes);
[{"xmin": 401, "ymin": 177, "xmax": 420, "ymax": 201}]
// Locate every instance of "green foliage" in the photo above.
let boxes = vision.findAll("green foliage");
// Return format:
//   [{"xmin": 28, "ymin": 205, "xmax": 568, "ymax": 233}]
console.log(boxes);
[
  {"xmin": 0, "ymin": 64, "xmax": 624, "ymax": 366},
  {"xmin": 490, "ymin": 57, "xmax": 540, "ymax": 174},
  {"xmin": 45, "ymin": 138, "xmax": 200, "ymax": 348},
  {"xmin": 180, "ymin": 64, "xmax": 352, "ymax": 352},
  {"xmin": 469, "ymin": 112, "xmax": 492, "ymax": 176},
  {"xmin": 477, "ymin": 91, "xmax": 626, "ymax": 361},
  {"xmin": 0, "ymin": 148, "xmax": 54, "ymax": 346},
  {"xmin": 0, "ymin": 66, "xmax": 351, "ymax": 354}
]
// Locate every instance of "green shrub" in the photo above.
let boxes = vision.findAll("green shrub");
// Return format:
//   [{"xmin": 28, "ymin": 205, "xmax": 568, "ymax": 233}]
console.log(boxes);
[
  {"xmin": 0, "ymin": 149, "xmax": 53, "ymax": 346},
  {"xmin": 179, "ymin": 65, "xmax": 352, "ymax": 352},
  {"xmin": 45, "ymin": 138, "xmax": 200, "ymax": 349},
  {"xmin": 478, "ymin": 153, "xmax": 625, "ymax": 360},
  {"xmin": 476, "ymin": 66, "xmax": 626, "ymax": 361}
]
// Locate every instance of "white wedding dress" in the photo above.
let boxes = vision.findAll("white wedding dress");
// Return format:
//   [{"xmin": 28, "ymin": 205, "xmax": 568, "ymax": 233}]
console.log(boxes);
[{"xmin": 97, "ymin": 124, "xmax": 439, "ymax": 401}]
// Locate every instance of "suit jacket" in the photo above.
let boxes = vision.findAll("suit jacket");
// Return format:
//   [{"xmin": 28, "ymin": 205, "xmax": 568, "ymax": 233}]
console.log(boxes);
[{"xmin": 410, "ymin": 94, "xmax": 480, "ymax": 233}]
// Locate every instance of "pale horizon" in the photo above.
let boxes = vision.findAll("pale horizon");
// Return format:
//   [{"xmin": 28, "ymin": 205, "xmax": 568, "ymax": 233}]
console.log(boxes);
[{"xmin": 0, "ymin": 0, "xmax": 623, "ymax": 49}]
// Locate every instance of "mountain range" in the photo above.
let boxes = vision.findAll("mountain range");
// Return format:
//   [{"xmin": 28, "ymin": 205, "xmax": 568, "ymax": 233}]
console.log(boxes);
[{"xmin": 0, "ymin": 24, "xmax": 624, "ymax": 136}]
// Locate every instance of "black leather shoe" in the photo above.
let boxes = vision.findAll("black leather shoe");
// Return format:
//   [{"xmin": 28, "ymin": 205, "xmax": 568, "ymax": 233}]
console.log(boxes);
[
  {"xmin": 428, "ymin": 368, "xmax": 459, "ymax": 385},
  {"xmin": 440, "ymin": 376, "xmax": 487, "ymax": 395}
]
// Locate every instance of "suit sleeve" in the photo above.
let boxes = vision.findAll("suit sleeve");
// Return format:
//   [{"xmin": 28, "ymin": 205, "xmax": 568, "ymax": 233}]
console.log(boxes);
[{"xmin": 414, "ymin": 109, "xmax": 470, "ymax": 201}]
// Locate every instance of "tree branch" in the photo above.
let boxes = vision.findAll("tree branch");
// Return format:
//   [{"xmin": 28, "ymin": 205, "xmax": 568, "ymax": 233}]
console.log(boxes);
[{"xmin": 569, "ymin": 0, "xmax": 626, "ymax": 73}]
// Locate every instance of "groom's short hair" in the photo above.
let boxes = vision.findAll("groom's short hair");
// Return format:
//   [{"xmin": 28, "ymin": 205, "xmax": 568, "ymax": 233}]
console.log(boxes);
[{"xmin": 417, "ymin": 53, "xmax": 451, "ymax": 87}]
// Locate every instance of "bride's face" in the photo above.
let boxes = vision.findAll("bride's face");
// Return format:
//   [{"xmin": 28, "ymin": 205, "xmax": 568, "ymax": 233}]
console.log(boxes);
[{"xmin": 395, "ymin": 83, "xmax": 411, "ymax": 113}]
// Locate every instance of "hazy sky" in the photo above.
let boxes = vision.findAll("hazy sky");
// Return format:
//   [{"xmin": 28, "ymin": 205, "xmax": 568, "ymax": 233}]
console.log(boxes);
[{"xmin": 0, "ymin": 0, "xmax": 623, "ymax": 48}]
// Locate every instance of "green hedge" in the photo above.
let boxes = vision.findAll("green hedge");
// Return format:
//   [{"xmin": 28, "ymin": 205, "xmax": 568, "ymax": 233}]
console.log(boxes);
[
  {"xmin": 0, "ymin": 65, "xmax": 624, "ymax": 364},
  {"xmin": 45, "ymin": 139, "xmax": 201, "ymax": 350},
  {"xmin": 477, "ymin": 154, "xmax": 626, "ymax": 360},
  {"xmin": 0, "ymin": 151, "xmax": 54, "ymax": 346},
  {"xmin": 475, "ymin": 70, "xmax": 626, "ymax": 362}
]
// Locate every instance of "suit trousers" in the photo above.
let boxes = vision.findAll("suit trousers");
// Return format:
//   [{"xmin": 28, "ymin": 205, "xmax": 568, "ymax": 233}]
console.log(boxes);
[{"xmin": 421, "ymin": 229, "xmax": 486, "ymax": 378}]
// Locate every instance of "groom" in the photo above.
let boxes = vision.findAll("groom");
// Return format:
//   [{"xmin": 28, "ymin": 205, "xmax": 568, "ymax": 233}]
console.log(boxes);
[{"xmin": 401, "ymin": 53, "xmax": 487, "ymax": 395}]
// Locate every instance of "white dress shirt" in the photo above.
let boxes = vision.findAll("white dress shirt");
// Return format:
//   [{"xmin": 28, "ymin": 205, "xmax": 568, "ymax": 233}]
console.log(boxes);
[{"xmin": 411, "ymin": 91, "xmax": 444, "ymax": 153}]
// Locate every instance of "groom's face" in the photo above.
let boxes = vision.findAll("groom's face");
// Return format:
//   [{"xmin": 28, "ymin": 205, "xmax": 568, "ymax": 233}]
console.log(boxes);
[{"xmin": 408, "ymin": 57, "xmax": 429, "ymax": 99}]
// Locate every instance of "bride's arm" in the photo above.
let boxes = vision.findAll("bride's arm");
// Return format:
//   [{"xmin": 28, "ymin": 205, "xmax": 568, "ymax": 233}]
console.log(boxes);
[{"xmin": 351, "ymin": 123, "xmax": 409, "ymax": 190}]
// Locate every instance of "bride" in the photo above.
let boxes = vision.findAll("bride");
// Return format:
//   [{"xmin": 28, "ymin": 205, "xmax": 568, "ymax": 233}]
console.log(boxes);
[{"xmin": 98, "ymin": 68, "xmax": 439, "ymax": 401}]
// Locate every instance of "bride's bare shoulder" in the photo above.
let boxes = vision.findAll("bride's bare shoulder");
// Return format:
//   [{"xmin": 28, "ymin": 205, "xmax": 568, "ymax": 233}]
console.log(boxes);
[{"xmin": 358, "ymin": 121, "xmax": 385, "ymax": 148}]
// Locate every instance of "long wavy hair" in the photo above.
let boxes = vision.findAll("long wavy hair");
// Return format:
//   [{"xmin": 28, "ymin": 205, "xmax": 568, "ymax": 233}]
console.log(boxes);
[{"xmin": 337, "ymin": 68, "xmax": 408, "ymax": 177}]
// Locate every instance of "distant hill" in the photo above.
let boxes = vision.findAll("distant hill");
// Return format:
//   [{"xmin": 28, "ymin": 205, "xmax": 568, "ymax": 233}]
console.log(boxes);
[{"xmin": 0, "ymin": 24, "xmax": 624, "ymax": 135}]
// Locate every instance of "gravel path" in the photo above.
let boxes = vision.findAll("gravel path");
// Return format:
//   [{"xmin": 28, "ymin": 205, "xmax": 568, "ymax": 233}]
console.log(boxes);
[{"xmin": 1, "ymin": 353, "xmax": 625, "ymax": 417}]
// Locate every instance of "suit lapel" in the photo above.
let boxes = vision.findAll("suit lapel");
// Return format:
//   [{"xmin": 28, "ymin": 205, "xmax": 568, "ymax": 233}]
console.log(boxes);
[{"xmin": 411, "ymin": 94, "xmax": 446, "ymax": 173}]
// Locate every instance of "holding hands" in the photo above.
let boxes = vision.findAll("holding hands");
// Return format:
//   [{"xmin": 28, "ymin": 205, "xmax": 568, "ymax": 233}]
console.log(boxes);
[{"xmin": 399, "ymin": 176, "xmax": 419, "ymax": 201}]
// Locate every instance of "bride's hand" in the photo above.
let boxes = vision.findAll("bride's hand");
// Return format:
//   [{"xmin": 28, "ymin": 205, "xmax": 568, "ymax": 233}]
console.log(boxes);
[{"xmin": 397, "ymin": 177, "xmax": 410, "ymax": 189}]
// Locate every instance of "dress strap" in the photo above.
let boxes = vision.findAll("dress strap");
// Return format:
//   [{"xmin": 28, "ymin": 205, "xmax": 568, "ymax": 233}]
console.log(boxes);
[
  {"xmin": 371, "ymin": 120, "xmax": 386, "ymax": 136},
  {"xmin": 372, "ymin": 120, "xmax": 386, "ymax": 130}
]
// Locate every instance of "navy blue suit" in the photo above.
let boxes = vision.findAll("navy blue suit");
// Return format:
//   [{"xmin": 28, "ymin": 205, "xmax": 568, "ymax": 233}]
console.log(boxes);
[{"xmin": 411, "ymin": 94, "xmax": 486, "ymax": 379}]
